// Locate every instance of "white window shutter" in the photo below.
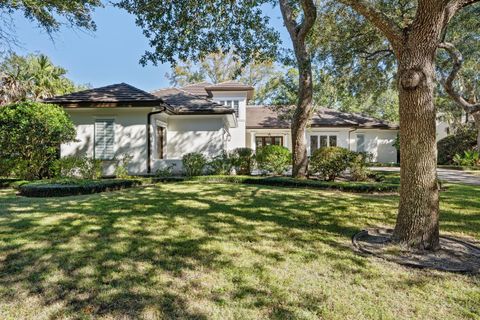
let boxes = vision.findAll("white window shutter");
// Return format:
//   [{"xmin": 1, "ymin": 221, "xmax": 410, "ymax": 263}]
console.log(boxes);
[{"xmin": 95, "ymin": 119, "xmax": 115, "ymax": 160}]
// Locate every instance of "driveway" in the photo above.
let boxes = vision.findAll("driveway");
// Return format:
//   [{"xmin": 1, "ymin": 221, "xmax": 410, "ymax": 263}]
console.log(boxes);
[{"xmin": 371, "ymin": 167, "xmax": 480, "ymax": 186}]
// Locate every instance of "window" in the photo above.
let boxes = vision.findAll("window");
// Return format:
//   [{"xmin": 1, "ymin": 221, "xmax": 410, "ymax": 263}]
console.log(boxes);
[
  {"xmin": 310, "ymin": 134, "xmax": 338, "ymax": 155},
  {"xmin": 356, "ymin": 134, "xmax": 365, "ymax": 152},
  {"xmin": 256, "ymin": 136, "xmax": 283, "ymax": 148},
  {"xmin": 156, "ymin": 126, "xmax": 166, "ymax": 159},
  {"xmin": 95, "ymin": 119, "xmax": 115, "ymax": 160},
  {"xmin": 219, "ymin": 100, "xmax": 240, "ymax": 117},
  {"xmin": 329, "ymin": 136, "xmax": 337, "ymax": 147},
  {"xmin": 320, "ymin": 135, "xmax": 328, "ymax": 148},
  {"xmin": 310, "ymin": 136, "xmax": 319, "ymax": 154}
]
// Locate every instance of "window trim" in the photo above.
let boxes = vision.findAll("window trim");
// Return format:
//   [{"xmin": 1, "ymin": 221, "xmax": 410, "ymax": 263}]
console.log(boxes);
[
  {"xmin": 309, "ymin": 134, "xmax": 338, "ymax": 155},
  {"xmin": 255, "ymin": 136, "xmax": 284, "ymax": 148}
]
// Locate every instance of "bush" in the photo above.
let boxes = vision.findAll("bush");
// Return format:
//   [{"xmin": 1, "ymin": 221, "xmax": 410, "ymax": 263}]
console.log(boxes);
[
  {"xmin": 155, "ymin": 163, "xmax": 177, "ymax": 177},
  {"xmin": 208, "ymin": 151, "xmax": 233, "ymax": 175},
  {"xmin": 349, "ymin": 152, "xmax": 373, "ymax": 181},
  {"xmin": 453, "ymin": 150, "xmax": 480, "ymax": 167},
  {"xmin": 53, "ymin": 156, "xmax": 102, "ymax": 179},
  {"xmin": 0, "ymin": 102, "xmax": 76, "ymax": 180},
  {"xmin": 182, "ymin": 152, "xmax": 207, "ymax": 176},
  {"xmin": 232, "ymin": 148, "xmax": 255, "ymax": 175},
  {"xmin": 255, "ymin": 145, "xmax": 291, "ymax": 175},
  {"xmin": 114, "ymin": 154, "xmax": 133, "ymax": 178},
  {"xmin": 309, "ymin": 147, "xmax": 352, "ymax": 181},
  {"xmin": 18, "ymin": 179, "xmax": 142, "ymax": 197},
  {"xmin": 437, "ymin": 125, "xmax": 477, "ymax": 164}
]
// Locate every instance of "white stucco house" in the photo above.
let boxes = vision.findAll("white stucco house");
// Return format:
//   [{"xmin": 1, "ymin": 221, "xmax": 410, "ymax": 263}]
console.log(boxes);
[{"xmin": 45, "ymin": 81, "xmax": 400, "ymax": 175}]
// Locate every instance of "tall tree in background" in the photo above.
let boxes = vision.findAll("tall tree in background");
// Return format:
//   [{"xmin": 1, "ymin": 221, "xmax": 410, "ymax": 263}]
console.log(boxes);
[
  {"xmin": 336, "ymin": 0, "xmax": 480, "ymax": 250},
  {"xmin": 437, "ymin": 5, "xmax": 480, "ymax": 149},
  {"xmin": 117, "ymin": 0, "xmax": 318, "ymax": 178},
  {"xmin": 166, "ymin": 51, "xmax": 280, "ymax": 104},
  {"xmin": 0, "ymin": 53, "xmax": 85, "ymax": 105},
  {"xmin": 0, "ymin": 0, "xmax": 102, "ymax": 51}
]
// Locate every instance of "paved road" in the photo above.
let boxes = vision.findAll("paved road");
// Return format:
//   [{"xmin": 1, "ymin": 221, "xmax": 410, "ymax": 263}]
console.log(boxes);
[{"xmin": 372, "ymin": 167, "xmax": 480, "ymax": 186}]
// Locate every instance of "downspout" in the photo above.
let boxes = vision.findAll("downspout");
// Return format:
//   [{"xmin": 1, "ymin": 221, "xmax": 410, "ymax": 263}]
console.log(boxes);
[
  {"xmin": 348, "ymin": 128, "xmax": 357, "ymax": 151},
  {"xmin": 147, "ymin": 106, "xmax": 167, "ymax": 174}
]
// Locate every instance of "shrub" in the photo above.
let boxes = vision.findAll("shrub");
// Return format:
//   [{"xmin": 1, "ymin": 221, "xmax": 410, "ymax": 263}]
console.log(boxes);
[
  {"xmin": 53, "ymin": 156, "xmax": 84, "ymax": 178},
  {"xmin": 309, "ymin": 147, "xmax": 351, "ymax": 181},
  {"xmin": 0, "ymin": 102, "xmax": 76, "ymax": 180},
  {"xmin": 78, "ymin": 158, "xmax": 103, "ymax": 179},
  {"xmin": 349, "ymin": 152, "xmax": 372, "ymax": 181},
  {"xmin": 255, "ymin": 145, "xmax": 291, "ymax": 175},
  {"xmin": 232, "ymin": 148, "xmax": 255, "ymax": 175},
  {"xmin": 155, "ymin": 163, "xmax": 177, "ymax": 177},
  {"xmin": 18, "ymin": 179, "xmax": 142, "ymax": 197},
  {"xmin": 437, "ymin": 125, "xmax": 477, "ymax": 164},
  {"xmin": 453, "ymin": 150, "xmax": 480, "ymax": 167},
  {"xmin": 182, "ymin": 152, "xmax": 207, "ymax": 176},
  {"xmin": 53, "ymin": 156, "xmax": 102, "ymax": 179},
  {"xmin": 114, "ymin": 154, "xmax": 133, "ymax": 178},
  {"xmin": 208, "ymin": 151, "xmax": 233, "ymax": 175}
]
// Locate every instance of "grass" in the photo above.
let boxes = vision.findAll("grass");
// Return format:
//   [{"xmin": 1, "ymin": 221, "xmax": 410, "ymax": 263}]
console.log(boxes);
[{"xmin": 0, "ymin": 181, "xmax": 479, "ymax": 319}]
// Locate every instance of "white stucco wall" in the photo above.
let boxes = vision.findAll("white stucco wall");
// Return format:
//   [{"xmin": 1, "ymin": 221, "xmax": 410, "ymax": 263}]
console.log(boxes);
[
  {"xmin": 211, "ymin": 91, "xmax": 247, "ymax": 150},
  {"xmin": 351, "ymin": 129, "xmax": 398, "ymax": 163},
  {"xmin": 61, "ymin": 108, "xmax": 152, "ymax": 175},
  {"xmin": 246, "ymin": 127, "xmax": 399, "ymax": 163}
]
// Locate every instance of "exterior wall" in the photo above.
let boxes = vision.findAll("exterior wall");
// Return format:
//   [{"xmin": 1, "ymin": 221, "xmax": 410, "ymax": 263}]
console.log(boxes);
[
  {"xmin": 246, "ymin": 127, "xmax": 399, "ymax": 163},
  {"xmin": 152, "ymin": 115, "xmax": 226, "ymax": 174},
  {"xmin": 61, "ymin": 108, "xmax": 152, "ymax": 175},
  {"xmin": 210, "ymin": 91, "xmax": 247, "ymax": 151},
  {"xmin": 351, "ymin": 129, "xmax": 398, "ymax": 163}
]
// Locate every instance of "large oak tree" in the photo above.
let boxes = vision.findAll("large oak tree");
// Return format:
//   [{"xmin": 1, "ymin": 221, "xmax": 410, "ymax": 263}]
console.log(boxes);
[{"xmin": 337, "ymin": 0, "xmax": 479, "ymax": 249}]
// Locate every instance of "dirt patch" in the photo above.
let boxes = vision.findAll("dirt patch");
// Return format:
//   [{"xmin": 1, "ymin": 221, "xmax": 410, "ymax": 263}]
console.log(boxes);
[{"xmin": 353, "ymin": 228, "xmax": 480, "ymax": 274}]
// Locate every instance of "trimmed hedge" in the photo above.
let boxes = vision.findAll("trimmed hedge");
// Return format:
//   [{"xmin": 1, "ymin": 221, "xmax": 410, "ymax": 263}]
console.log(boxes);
[
  {"xmin": 18, "ymin": 179, "xmax": 142, "ymax": 197},
  {"xmin": 0, "ymin": 178, "xmax": 22, "ymax": 189},
  {"xmin": 153, "ymin": 175, "xmax": 398, "ymax": 193}
]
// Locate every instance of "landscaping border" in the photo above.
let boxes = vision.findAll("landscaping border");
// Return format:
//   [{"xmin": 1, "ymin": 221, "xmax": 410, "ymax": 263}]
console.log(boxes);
[
  {"xmin": 153, "ymin": 175, "xmax": 399, "ymax": 193},
  {"xmin": 18, "ymin": 179, "xmax": 142, "ymax": 197}
]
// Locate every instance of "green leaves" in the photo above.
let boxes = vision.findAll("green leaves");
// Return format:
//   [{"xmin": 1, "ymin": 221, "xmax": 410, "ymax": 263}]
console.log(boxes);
[
  {"xmin": 116, "ymin": 0, "xmax": 280, "ymax": 65},
  {"xmin": 0, "ymin": 53, "xmax": 84, "ymax": 105},
  {"xmin": 0, "ymin": 102, "xmax": 76, "ymax": 179}
]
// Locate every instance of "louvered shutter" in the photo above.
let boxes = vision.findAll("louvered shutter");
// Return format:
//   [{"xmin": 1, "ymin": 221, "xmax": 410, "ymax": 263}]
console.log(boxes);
[{"xmin": 95, "ymin": 119, "xmax": 115, "ymax": 160}]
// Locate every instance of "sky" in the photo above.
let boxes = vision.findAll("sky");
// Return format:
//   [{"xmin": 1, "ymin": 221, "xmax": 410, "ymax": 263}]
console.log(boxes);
[{"xmin": 12, "ymin": 3, "xmax": 288, "ymax": 92}]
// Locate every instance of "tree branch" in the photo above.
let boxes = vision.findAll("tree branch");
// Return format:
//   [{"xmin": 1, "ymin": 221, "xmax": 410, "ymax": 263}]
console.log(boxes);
[
  {"xmin": 297, "ymin": 0, "xmax": 317, "ymax": 43},
  {"xmin": 337, "ymin": 0, "xmax": 403, "ymax": 50},
  {"xmin": 438, "ymin": 42, "xmax": 480, "ymax": 114}
]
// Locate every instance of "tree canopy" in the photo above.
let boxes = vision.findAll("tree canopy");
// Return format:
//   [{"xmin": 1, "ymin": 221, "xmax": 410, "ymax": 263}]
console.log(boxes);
[
  {"xmin": 0, "ymin": 0, "xmax": 102, "ymax": 50},
  {"xmin": 0, "ymin": 53, "xmax": 86, "ymax": 105}
]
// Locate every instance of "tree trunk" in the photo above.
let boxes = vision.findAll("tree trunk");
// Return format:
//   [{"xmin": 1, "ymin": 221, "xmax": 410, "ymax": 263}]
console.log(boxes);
[
  {"xmin": 392, "ymin": 48, "xmax": 440, "ymax": 250},
  {"xmin": 291, "ymin": 58, "xmax": 314, "ymax": 179},
  {"xmin": 473, "ymin": 112, "xmax": 480, "ymax": 151}
]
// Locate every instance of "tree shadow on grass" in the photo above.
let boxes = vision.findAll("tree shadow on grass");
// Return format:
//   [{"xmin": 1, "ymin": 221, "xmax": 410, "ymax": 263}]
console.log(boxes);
[{"xmin": 0, "ymin": 182, "xmax": 463, "ymax": 318}]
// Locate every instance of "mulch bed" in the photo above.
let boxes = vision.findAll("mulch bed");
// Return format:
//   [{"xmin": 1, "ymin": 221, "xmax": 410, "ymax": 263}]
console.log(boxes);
[{"xmin": 352, "ymin": 228, "xmax": 480, "ymax": 274}]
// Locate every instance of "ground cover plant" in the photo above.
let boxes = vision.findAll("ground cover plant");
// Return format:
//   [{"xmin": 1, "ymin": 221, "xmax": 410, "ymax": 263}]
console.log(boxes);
[{"xmin": 0, "ymin": 178, "xmax": 478, "ymax": 319}]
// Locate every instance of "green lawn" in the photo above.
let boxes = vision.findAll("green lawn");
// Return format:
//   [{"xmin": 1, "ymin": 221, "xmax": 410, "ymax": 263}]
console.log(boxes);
[{"xmin": 0, "ymin": 182, "xmax": 479, "ymax": 319}]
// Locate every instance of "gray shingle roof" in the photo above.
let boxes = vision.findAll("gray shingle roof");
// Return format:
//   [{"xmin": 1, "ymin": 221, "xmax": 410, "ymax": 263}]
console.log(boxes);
[
  {"xmin": 181, "ymin": 82, "xmax": 212, "ymax": 97},
  {"xmin": 246, "ymin": 106, "xmax": 398, "ymax": 129},
  {"xmin": 43, "ymin": 83, "xmax": 162, "ymax": 106},
  {"xmin": 151, "ymin": 87, "xmax": 234, "ymax": 114}
]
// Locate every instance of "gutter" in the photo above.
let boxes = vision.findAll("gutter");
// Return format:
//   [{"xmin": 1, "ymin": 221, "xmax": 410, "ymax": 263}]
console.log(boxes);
[{"xmin": 147, "ymin": 106, "xmax": 168, "ymax": 174}]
